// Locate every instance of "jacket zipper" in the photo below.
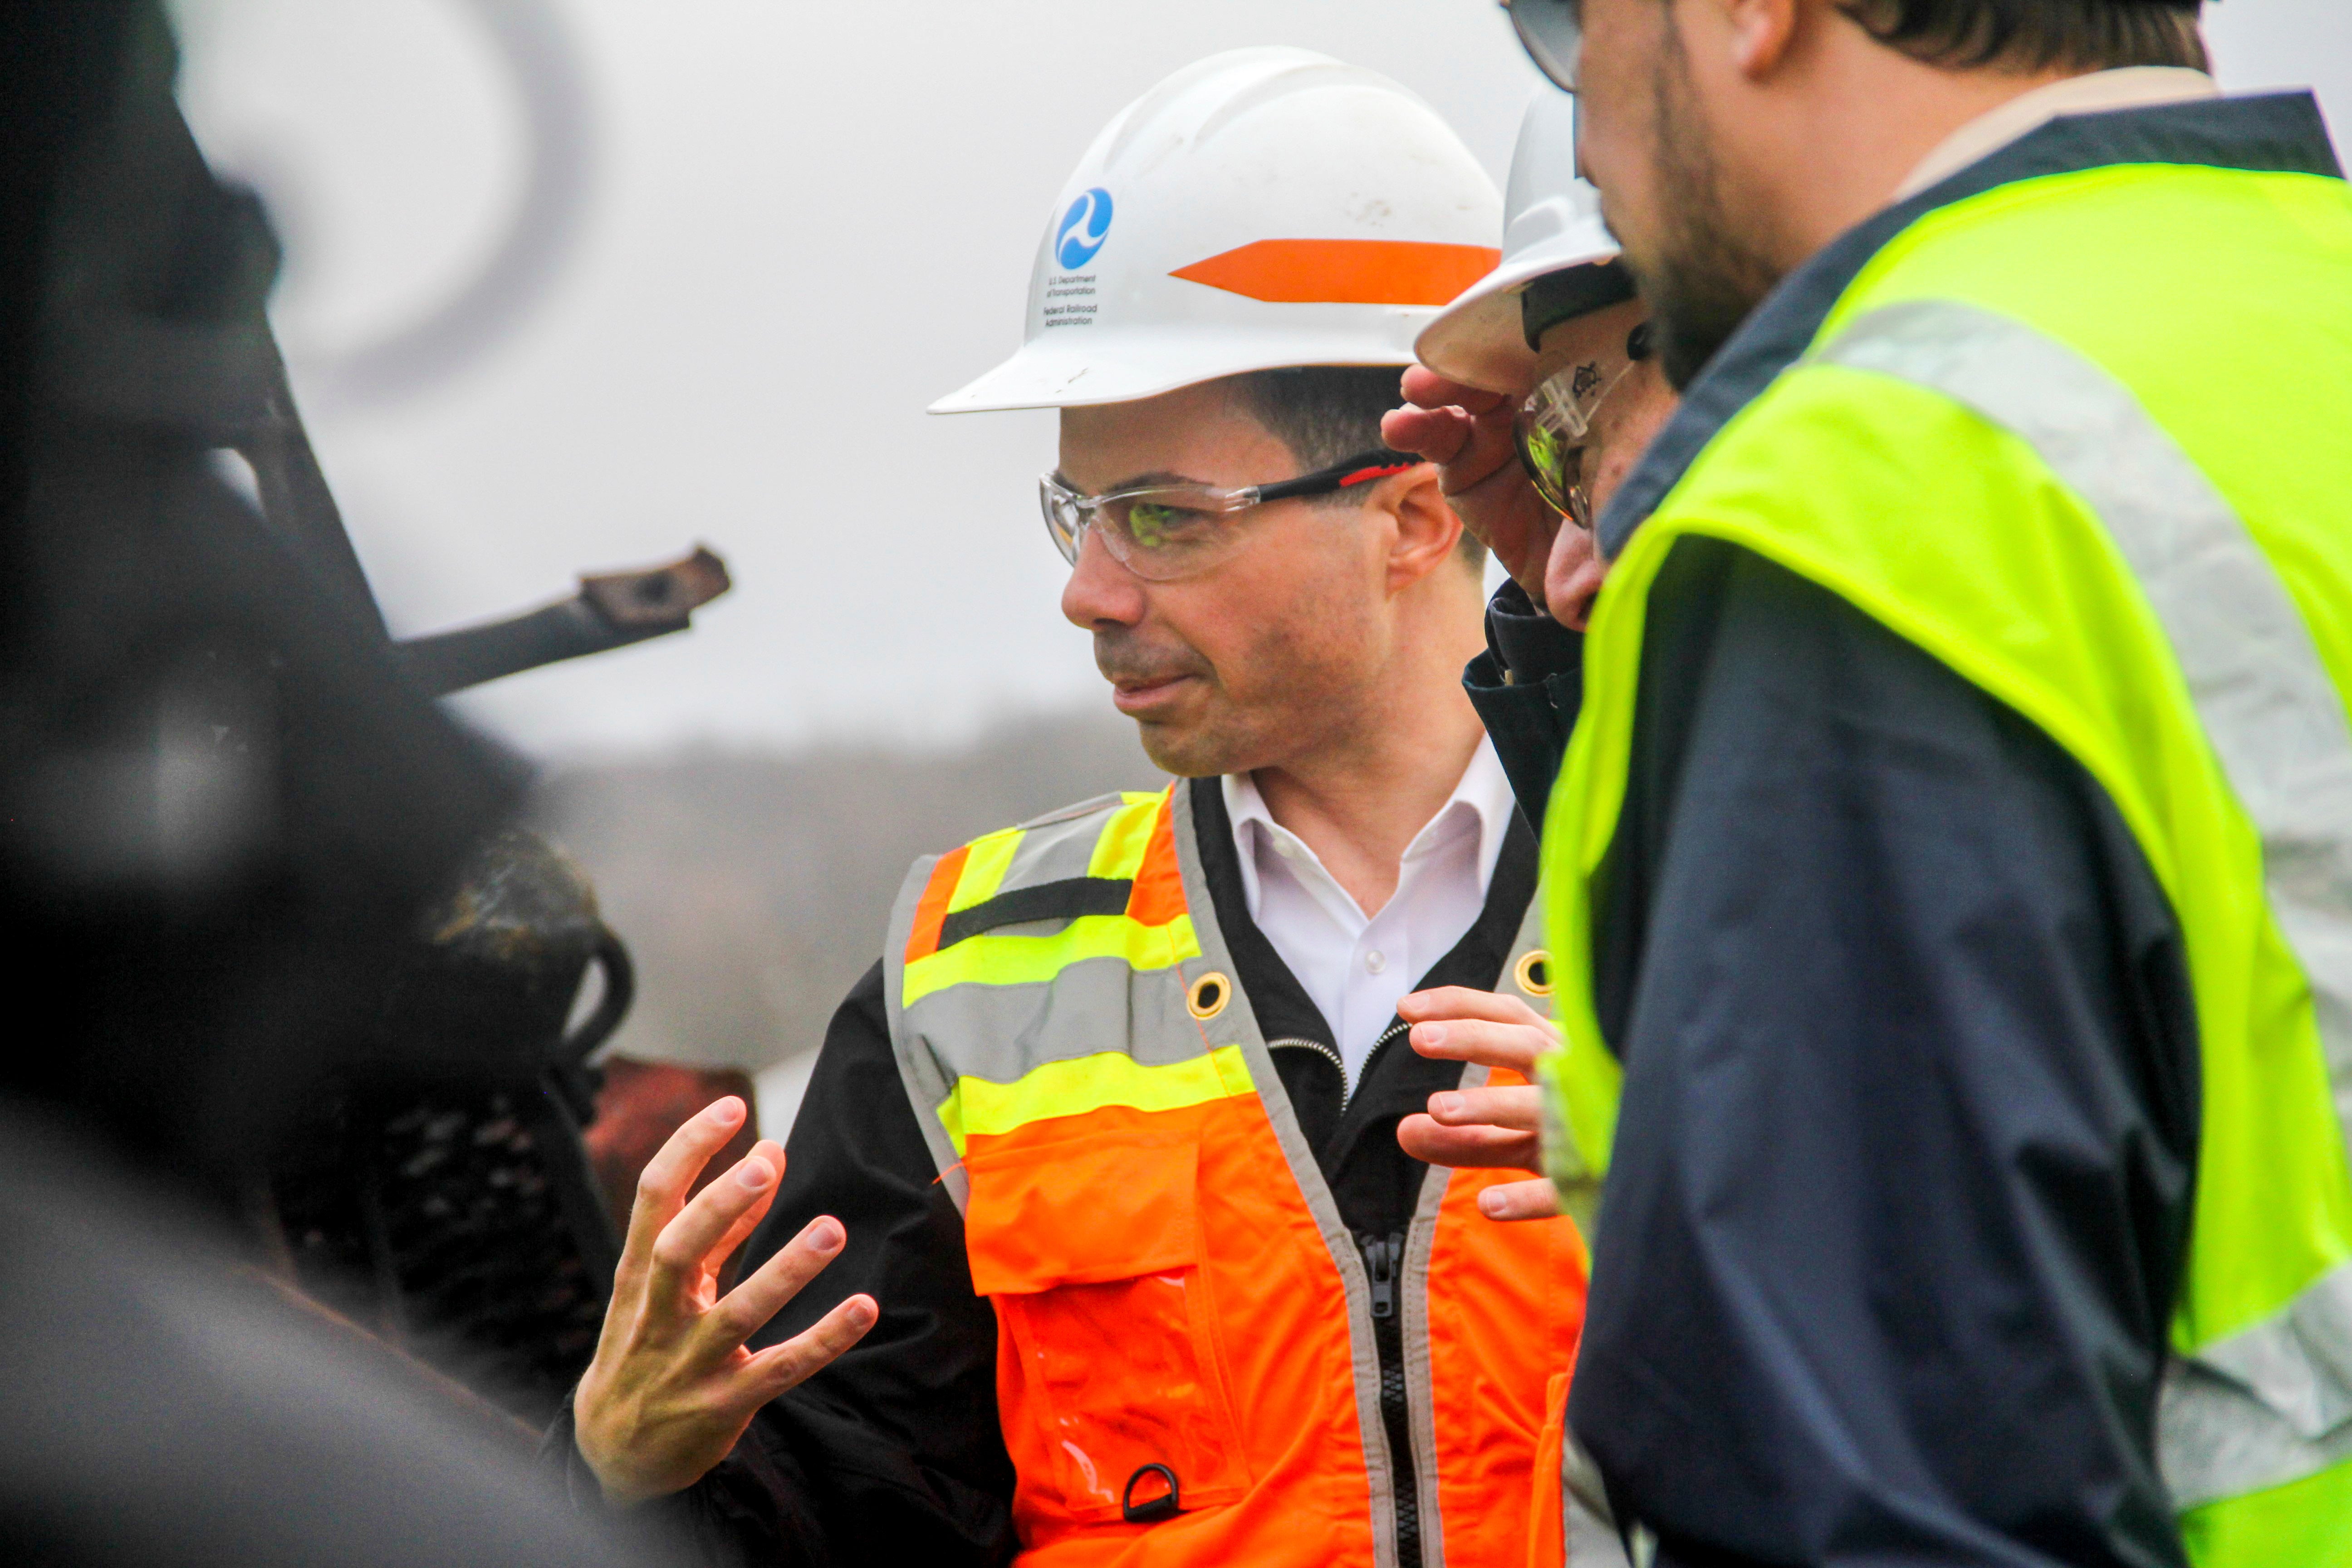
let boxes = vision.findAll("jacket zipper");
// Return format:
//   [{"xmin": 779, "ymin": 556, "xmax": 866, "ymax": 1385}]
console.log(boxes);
[
  {"xmin": 1266, "ymin": 1019, "xmax": 1412, "ymax": 1117},
  {"xmin": 1359, "ymin": 1019, "xmax": 1422, "ymax": 1566},
  {"xmin": 1270, "ymin": 1022, "xmax": 1426, "ymax": 1564},
  {"xmin": 1265, "ymin": 1036, "xmax": 1347, "ymax": 1106},
  {"xmin": 1358, "ymin": 1230, "xmax": 1421, "ymax": 1568}
]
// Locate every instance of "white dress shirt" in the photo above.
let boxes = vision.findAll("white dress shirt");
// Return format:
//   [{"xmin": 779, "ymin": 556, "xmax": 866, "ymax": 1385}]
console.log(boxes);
[{"xmin": 1222, "ymin": 739, "xmax": 1515, "ymax": 1087}]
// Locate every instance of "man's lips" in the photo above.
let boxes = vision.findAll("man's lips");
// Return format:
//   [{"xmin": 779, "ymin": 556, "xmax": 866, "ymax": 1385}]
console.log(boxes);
[{"xmin": 1108, "ymin": 671, "xmax": 1196, "ymax": 713}]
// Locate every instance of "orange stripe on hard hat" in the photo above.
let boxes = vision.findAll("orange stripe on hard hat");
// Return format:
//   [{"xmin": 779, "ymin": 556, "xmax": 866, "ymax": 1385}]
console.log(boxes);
[{"xmin": 1170, "ymin": 238, "xmax": 1502, "ymax": 306}]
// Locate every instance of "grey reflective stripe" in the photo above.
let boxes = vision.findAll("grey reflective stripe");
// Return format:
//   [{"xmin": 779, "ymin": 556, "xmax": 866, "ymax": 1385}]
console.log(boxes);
[
  {"xmin": 880, "ymin": 791, "xmax": 1201, "ymax": 1214},
  {"xmin": 1000, "ymin": 790, "xmax": 1130, "ymax": 887},
  {"xmin": 1561, "ymin": 1430, "xmax": 1632, "ymax": 1567},
  {"xmin": 1407, "ymin": 897, "xmax": 1548, "ymax": 1566},
  {"xmin": 906, "ymin": 959, "xmax": 1211, "ymax": 1083},
  {"xmin": 881, "ymin": 850, "xmax": 969, "ymax": 1208},
  {"xmin": 1401, "ymin": 1095, "xmax": 1454, "ymax": 1568},
  {"xmin": 2161, "ymin": 1263, "xmax": 2352, "ymax": 1506},
  {"xmin": 1817, "ymin": 299, "xmax": 2352, "ymax": 1508}
]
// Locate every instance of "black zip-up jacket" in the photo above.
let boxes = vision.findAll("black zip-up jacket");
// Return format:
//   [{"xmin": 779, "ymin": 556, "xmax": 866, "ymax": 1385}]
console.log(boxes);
[
  {"xmin": 1458, "ymin": 94, "xmax": 2338, "ymax": 1568},
  {"xmin": 549, "ymin": 776, "xmax": 1540, "ymax": 1567}
]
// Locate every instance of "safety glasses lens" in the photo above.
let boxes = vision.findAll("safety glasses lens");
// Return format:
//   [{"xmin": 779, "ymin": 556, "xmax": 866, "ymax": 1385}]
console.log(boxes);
[
  {"xmin": 1100, "ymin": 491, "xmax": 1242, "ymax": 580},
  {"xmin": 1508, "ymin": 0, "xmax": 1583, "ymax": 92},
  {"xmin": 1514, "ymin": 357, "xmax": 1622, "ymax": 526},
  {"xmin": 1513, "ymin": 412, "xmax": 1581, "ymax": 523},
  {"xmin": 1038, "ymin": 479, "xmax": 1083, "ymax": 567}
]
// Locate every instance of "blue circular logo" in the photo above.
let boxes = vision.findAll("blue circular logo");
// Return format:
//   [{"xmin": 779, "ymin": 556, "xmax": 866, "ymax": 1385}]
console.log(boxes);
[{"xmin": 1055, "ymin": 187, "xmax": 1114, "ymax": 270}]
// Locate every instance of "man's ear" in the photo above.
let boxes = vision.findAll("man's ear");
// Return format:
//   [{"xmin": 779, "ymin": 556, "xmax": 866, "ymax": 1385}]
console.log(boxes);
[
  {"xmin": 1720, "ymin": 0, "xmax": 1802, "ymax": 79},
  {"xmin": 1380, "ymin": 466, "xmax": 1466, "ymax": 596}
]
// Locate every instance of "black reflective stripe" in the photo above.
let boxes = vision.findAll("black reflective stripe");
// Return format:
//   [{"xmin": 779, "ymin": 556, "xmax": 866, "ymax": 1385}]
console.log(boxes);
[
  {"xmin": 1596, "ymin": 90, "xmax": 2341, "ymax": 561},
  {"xmin": 935, "ymin": 877, "xmax": 1133, "ymax": 950}
]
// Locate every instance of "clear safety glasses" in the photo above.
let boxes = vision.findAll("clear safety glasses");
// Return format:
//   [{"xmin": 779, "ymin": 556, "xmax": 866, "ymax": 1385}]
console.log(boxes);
[
  {"xmin": 1512, "ymin": 322, "xmax": 1651, "ymax": 528},
  {"xmin": 1504, "ymin": 0, "xmax": 1583, "ymax": 93},
  {"xmin": 1039, "ymin": 450, "xmax": 1420, "ymax": 582}
]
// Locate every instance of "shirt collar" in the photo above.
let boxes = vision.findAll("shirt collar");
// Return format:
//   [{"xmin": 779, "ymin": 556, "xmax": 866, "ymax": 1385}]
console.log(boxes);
[
  {"xmin": 1221, "ymin": 736, "xmax": 1514, "ymax": 925},
  {"xmin": 1894, "ymin": 67, "xmax": 2219, "ymax": 201}
]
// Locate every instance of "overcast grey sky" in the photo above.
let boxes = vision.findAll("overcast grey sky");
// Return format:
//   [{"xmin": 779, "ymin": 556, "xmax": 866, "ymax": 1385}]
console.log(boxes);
[{"xmin": 169, "ymin": 1, "xmax": 2350, "ymax": 759}]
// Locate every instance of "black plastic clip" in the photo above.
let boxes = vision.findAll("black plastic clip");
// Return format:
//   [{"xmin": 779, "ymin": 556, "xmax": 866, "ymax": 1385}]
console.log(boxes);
[{"xmin": 1122, "ymin": 1462, "xmax": 1182, "ymax": 1524}]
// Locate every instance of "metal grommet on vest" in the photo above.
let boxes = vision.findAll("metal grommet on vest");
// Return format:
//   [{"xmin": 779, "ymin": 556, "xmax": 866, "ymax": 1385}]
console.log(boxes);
[
  {"xmin": 1514, "ymin": 948, "xmax": 1553, "ymax": 997},
  {"xmin": 1122, "ymin": 1463, "xmax": 1183, "ymax": 1524},
  {"xmin": 1186, "ymin": 971, "xmax": 1231, "ymax": 1020}
]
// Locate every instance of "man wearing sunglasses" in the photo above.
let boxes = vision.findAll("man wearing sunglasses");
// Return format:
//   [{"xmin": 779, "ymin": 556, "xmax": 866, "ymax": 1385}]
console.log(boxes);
[
  {"xmin": 554, "ymin": 49, "xmax": 1591, "ymax": 1568},
  {"xmin": 1455, "ymin": 3, "xmax": 2352, "ymax": 1568}
]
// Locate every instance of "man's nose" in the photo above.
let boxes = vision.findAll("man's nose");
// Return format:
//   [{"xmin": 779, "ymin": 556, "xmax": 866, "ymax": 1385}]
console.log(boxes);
[{"xmin": 1060, "ymin": 525, "xmax": 1147, "ymax": 630}]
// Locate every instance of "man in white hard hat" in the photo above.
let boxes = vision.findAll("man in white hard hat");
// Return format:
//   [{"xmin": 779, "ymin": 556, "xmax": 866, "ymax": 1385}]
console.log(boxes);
[
  {"xmin": 1384, "ymin": 88, "xmax": 1679, "ymax": 835},
  {"xmin": 1376, "ymin": 95, "xmax": 1690, "ymax": 1257},
  {"xmin": 1377, "ymin": 97, "xmax": 1686, "ymax": 1568},
  {"xmin": 552, "ymin": 49, "xmax": 1590, "ymax": 1568}
]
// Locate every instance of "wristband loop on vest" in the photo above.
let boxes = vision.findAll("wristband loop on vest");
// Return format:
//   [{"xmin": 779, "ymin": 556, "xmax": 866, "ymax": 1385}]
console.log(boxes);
[
  {"xmin": 1513, "ymin": 949, "xmax": 1553, "ymax": 997},
  {"xmin": 1186, "ymin": 971, "xmax": 1231, "ymax": 1020},
  {"xmin": 1122, "ymin": 1462, "xmax": 1183, "ymax": 1524}
]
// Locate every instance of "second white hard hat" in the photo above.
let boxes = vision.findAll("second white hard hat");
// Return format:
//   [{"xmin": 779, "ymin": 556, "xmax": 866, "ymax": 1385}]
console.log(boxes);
[
  {"xmin": 1415, "ymin": 88, "xmax": 1625, "ymax": 394},
  {"xmin": 930, "ymin": 48, "xmax": 1503, "ymax": 414}
]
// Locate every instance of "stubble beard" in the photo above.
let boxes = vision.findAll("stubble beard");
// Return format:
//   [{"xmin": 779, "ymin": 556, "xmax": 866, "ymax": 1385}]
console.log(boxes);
[{"xmin": 1633, "ymin": 26, "xmax": 1785, "ymax": 392}]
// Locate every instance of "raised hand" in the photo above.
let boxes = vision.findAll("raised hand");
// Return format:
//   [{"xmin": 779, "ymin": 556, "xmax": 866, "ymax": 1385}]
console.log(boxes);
[
  {"xmin": 1393, "ymin": 986, "xmax": 1561, "ymax": 1222},
  {"xmin": 573, "ymin": 1096, "xmax": 876, "ymax": 1506},
  {"xmin": 1382, "ymin": 367, "xmax": 1565, "ymax": 608}
]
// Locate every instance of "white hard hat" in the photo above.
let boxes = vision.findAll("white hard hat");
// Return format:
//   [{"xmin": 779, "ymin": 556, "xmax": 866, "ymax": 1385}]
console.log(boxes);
[
  {"xmin": 930, "ymin": 48, "xmax": 1503, "ymax": 414},
  {"xmin": 1415, "ymin": 88, "xmax": 1625, "ymax": 394}
]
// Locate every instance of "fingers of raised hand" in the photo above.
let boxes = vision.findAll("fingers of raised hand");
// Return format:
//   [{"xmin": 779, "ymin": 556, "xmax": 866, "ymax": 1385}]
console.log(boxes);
[
  {"xmin": 1406, "ymin": 1018, "xmax": 1551, "ymax": 1075},
  {"xmin": 619, "ymin": 1097, "xmax": 751, "ymax": 1281},
  {"xmin": 646, "ymin": 1145, "xmax": 784, "ymax": 1313},
  {"xmin": 1396, "ymin": 1112, "xmax": 1541, "ymax": 1171},
  {"xmin": 1475, "ymin": 1177, "xmax": 1562, "ymax": 1222},
  {"xmin": 1381, "ymin": 402, "xmax": 1475, "ymax": 467},
  {"xmin": 1399, "ymin": 985, "xmax": 1548, "ymax": 1029},
  {"xmin": 1398, "ymin": 365, "xmax": 1511, "ymax": 415},
  {"xmin": 1432, "ymin": 417, "xmax": 1529, "ymax": 501},
  {"xmin": 742, "ymin": 1292, "xmax": 878, "ymax": 1399},
  {"xmin": 700, "ymin": 1214, "xmax": 849, "ymax": 1355},
  {"xmin": 705, "ymin": 1141, "xmax": 788, "ymax": 1263},
  {"xmin": 1428, "ymin": 1083, "xmax": 1542, "ymax": 1132}
]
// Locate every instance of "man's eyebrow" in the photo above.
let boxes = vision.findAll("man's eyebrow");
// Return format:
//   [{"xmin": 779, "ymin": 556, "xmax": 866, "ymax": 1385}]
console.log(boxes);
[{"xmin": 1055, "ymin": 468, "xmax": 1213, "ymax": 496}]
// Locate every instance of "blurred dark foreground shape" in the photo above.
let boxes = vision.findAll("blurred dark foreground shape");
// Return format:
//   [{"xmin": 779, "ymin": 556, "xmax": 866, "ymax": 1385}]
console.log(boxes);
[{"xmin": 0, "ymin": 3, "xmax": 706, "ymax": 1559}]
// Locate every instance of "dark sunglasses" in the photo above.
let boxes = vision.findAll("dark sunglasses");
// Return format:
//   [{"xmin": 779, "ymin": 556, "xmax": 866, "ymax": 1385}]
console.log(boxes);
[{"xmin": 1505, "ymin": 0, "xmax": 1583, "ymax": 93}]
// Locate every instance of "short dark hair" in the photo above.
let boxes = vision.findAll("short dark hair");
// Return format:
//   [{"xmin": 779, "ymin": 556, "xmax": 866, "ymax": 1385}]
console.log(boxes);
[
  {"xmin": 1225, "ymin": 365, "xmax": 1484, "ymax": 562},
  {"xmin": 1837, "ymin": 0, "xmax": 2207, "ymax": 72}
]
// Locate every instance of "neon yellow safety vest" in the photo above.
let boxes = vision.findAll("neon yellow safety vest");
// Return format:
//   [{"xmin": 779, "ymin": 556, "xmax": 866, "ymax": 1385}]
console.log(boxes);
[{"xmin": 1539, "ymin": 137, "xmax": 2352, "ymax": 1558}]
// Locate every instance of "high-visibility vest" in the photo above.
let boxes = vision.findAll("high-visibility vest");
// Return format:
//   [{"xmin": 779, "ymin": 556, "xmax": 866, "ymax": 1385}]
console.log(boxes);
[
  {"xmin": 884, "ymin": 780, "xmax": 1588, "ymax": 1568},
  {"xmin": 1538, "ymin": 153, "xmax": 2352, "ymax": 1561}
]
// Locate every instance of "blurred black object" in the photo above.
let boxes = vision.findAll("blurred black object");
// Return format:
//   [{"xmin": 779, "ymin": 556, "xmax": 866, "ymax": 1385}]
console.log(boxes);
[
  {"xmin": 0, "ymin": 3, "xmax": 672, "ymax": 1560},
  {"xmin": 0, "ymin": 1106, "xmax": 667, "ymax": 1567},
  {"xmin": 398, "ymin": 544, "xmax": 734, "ymax": 697},
  {"xmin": 262, "ymin": 829, "xmax": 636, "ymax": 1425}
]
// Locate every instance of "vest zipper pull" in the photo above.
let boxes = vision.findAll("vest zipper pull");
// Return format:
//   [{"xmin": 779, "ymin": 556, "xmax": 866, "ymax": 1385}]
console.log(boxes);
[{"xmin": 1361, "ymin": 1233, "xmax": 1400, "ymax": 1320}]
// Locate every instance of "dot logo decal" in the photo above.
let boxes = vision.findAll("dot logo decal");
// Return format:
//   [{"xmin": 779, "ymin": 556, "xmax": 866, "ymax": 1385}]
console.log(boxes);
[{"xmin": 1055, "ymin": 187, "xmax": 1114, "ymax": 270}]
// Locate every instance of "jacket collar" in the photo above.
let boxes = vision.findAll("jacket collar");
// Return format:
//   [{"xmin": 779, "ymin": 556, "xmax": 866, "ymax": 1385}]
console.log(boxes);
[{"xmin": 1597, "ymin": 90, "xmax": 2344, "ymax": 562}]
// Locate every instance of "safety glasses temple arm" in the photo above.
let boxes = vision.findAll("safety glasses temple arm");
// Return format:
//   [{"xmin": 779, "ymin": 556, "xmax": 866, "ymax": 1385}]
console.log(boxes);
[{"xmin": 1252, "ymin": 449, "xmax": 1426, "ymax": 503}]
